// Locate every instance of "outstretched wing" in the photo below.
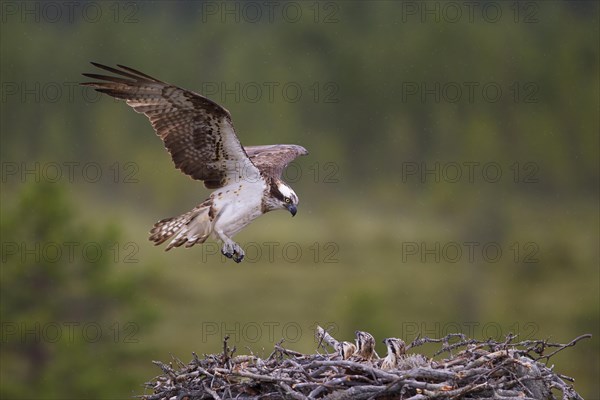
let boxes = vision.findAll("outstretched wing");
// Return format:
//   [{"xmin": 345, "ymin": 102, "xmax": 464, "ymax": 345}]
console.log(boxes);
[
  {"xmin": 81, "ymin": 62, "xmax": 259, "ymax": 189},
  {"xmin": 244, "ymin": 144, "xmax": 308, "ymax": 178}
]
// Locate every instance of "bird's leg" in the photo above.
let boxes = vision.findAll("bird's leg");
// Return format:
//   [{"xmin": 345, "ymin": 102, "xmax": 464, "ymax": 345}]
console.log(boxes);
[
  {"xmin": 222, "ymin": 240, "xmax": 244, "ymax": 263},
  {"xmin": 215, "ymin": 230, "xmax": 244, "ymax": 263}
]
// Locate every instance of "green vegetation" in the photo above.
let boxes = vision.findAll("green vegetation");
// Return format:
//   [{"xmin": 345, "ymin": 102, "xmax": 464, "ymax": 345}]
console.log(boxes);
[
  {"xmin": 1, "ymin": 182, "xmax": 157, "ymax": 399},
  {"xmin": 1, "ymin": 2, "xmax": 598, "ymax": 399}
]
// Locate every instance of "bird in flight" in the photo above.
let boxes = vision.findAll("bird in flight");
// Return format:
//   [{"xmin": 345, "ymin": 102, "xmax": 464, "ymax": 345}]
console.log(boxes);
[{"xmin": 81, "ymin": 63, "xmax": 308, "ymax": 263}]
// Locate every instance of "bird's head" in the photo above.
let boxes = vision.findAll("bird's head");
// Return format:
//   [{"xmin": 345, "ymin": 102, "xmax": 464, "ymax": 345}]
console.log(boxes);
[
  {"xmin": 355, "ymin": 330, "xmax": 376, "ymax": 359},
  {"xmin": 339, "ymin": 341, "xmax": 357, "ymax": 360},
  {"xmin": 266, "ymin": 179, "xmax": 299, "ymax": 216},
  {"xmin": 382, "ymin": 338, "xmax": 406, "ymax": 357}
]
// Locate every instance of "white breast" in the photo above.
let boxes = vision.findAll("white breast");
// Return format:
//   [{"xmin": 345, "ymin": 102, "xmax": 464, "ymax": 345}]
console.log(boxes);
[{"xmin": 211, "ymin": 180, "xmax": 266, "ymax": 237}]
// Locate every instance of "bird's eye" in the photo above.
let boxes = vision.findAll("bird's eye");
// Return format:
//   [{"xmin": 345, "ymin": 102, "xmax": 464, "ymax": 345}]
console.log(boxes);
[{"xmin": 285, "ymin": 197, "xmax": 291, "ymax": 203}]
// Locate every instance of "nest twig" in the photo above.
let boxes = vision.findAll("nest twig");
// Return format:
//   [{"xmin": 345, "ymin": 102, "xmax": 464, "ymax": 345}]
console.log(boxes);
[{"xmin": 140, "ymin": 327, "xmax": 590, "ymax": 400}]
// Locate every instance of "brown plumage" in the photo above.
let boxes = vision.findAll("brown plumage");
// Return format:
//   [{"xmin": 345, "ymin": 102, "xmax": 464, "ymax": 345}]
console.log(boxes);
[
  {"xmin": 81, "ymin": 63, "xmax": 308, "ymax": 262},
  {"xmin": 381, "ymin": 338, "xmax": 406, "ymax": 370},
  {"xmin": 339, "ymin": 341, "xmax": 357, "ymax": 360},
  {"xmin": 353, "ymin": 331, "xmax": 378, "ymax": 361}
]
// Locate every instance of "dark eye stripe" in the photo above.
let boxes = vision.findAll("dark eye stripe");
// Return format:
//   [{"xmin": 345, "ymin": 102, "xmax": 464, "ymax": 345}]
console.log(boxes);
[{"xmin": 269, "ymin": 182, "xmax": 286, "ymax": 202}]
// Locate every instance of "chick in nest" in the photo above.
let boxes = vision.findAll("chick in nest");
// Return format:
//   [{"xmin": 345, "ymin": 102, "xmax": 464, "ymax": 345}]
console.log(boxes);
[
  {"xmin": 381, "ymin": 337, "xmax": 406, "ymax": 370},
  {"xmin": 353, "ymin": 330, "xmax": 379, "ymax": 361},
  {"xmin": 338, "ymin": 341, "xmax": 356, "ymax": 360}
]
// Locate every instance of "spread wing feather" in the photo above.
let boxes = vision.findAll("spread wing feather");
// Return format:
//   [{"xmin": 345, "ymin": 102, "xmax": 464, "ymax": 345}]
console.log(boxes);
[
  {"xmin": 81, "ymin": 62, "xmax": 258, "ymax": 188},
  {"xmin": 244, "ymin": 144, "xmax": 308, "ymax": 178}
]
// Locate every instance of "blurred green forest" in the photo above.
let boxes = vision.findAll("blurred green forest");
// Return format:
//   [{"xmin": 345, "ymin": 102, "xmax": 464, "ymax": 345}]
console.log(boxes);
[{"xmin": 1, "ymin": 1, "xmax": 598, "ymax": 399}]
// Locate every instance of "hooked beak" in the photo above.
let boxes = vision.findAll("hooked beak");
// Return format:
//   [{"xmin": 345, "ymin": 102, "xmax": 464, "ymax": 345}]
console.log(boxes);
[{"xmin": 287, "ymin": 204, "xmax": 297, "ymax": 217}]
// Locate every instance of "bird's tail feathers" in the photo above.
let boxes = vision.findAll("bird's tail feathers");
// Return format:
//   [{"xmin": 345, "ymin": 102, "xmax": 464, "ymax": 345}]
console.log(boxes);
[{"xmin": 149, "ymin": 201, "xmax": 213, "ymax": 251}]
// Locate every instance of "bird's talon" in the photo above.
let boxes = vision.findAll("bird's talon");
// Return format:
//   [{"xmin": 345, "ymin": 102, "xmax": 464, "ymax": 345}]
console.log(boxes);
[{"xmin": 222, "ymin": 250, "xmax": 233, "ymax": 258}]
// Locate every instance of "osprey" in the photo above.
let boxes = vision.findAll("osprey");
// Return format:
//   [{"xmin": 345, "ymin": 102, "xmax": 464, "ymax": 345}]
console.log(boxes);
[
  {"xmin": 353, "ymin": 331, "xmax": 378, "ymax": 361},
  {"xmin": 81, "ymin": 63, "xmax": 308, "ymax": 263},
  {"xmin": 381, "ymin": 337, "xmax": 406, "ymax": 370}
]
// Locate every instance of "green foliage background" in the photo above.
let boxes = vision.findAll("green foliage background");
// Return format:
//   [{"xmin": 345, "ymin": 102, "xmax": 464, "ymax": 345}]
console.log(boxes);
[{"xmin": 1, "ymin": 1, "xmax": 598, "ymax": 399}]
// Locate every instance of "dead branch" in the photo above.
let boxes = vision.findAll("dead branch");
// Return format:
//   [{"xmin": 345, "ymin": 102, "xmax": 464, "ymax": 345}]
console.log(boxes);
[{"xmin": 140, "ymin": 327, "xmax": 589, "ymax": 400}]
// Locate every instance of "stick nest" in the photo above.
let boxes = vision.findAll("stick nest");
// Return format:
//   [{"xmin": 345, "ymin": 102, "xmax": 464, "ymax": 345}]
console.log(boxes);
[{"xmin": 140, "ymin": 327, "xmax": 590, "ymax": 400}]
